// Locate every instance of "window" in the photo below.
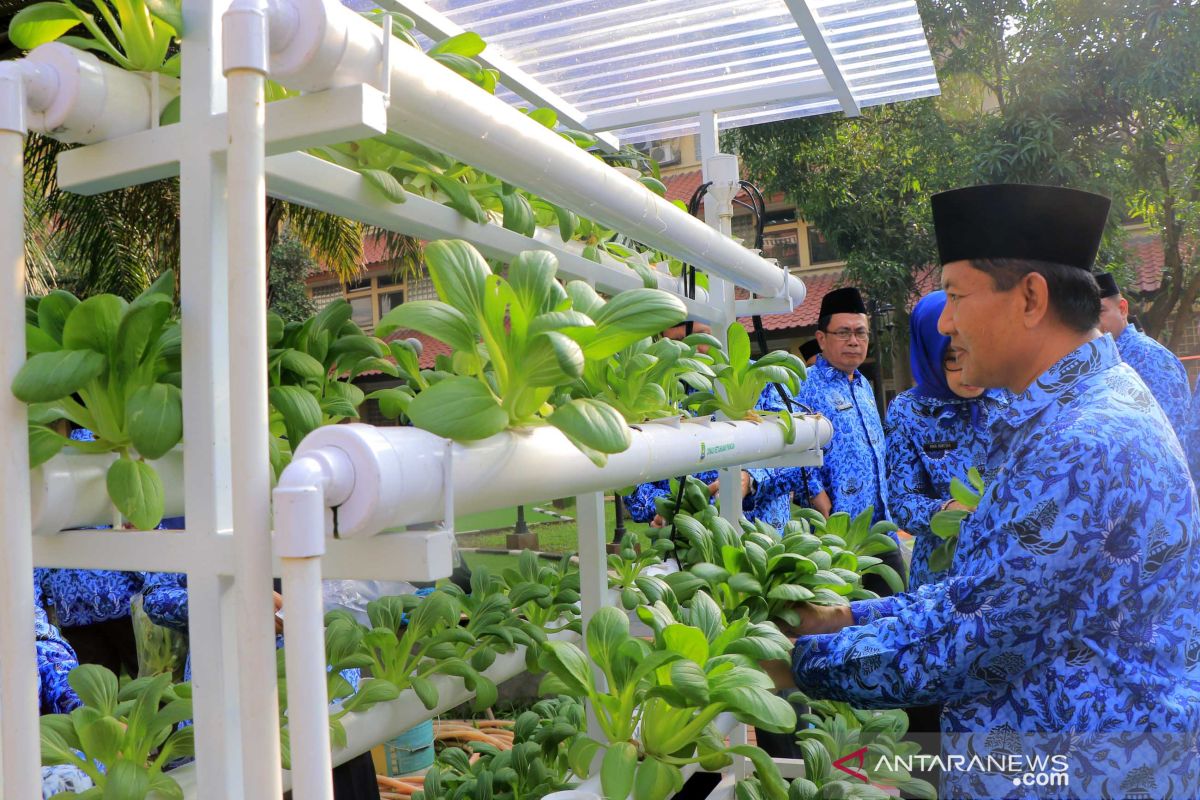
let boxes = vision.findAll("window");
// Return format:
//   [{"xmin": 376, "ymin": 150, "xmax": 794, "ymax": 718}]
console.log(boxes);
[
  {"xmin": 377, "ymin": 289, "xmax": 404, "ymax": 317},
  {"xmin": 807, "ymin": 226, "xmax": 840, "ymax": 264},
  {"xmin": 762, "ymin": 228, "xmax": 800, "ymax": 270},
  {"xmin": 307, "ymin": 267, "xmax": 413, "ymax": 333}
]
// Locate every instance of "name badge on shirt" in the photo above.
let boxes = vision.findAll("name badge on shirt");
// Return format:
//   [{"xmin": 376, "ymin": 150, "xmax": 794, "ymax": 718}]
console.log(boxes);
[
  {"xmin": 833, "ymin": 395, "xmax": 853, "ymax": 412},
  {"xmin": 923, "ymin": 440, "xmax": 958, "ymax": 456}
]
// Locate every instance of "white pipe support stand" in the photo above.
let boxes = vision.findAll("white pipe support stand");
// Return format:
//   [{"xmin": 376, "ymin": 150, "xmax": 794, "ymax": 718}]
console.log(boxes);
[
  {"xmin": 223, "ymin": 0, "xmax": 271, "ymax": 75},
  {"xmin": 274, "ymin": 448, "xmax": 355, "ymax": 557}
]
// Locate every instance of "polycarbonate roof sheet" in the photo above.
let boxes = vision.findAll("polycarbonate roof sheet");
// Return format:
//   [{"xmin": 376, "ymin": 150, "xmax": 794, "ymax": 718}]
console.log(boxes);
[{"xmin": 414, "ymin": 0, "xmax": 939, "ymax": 143}]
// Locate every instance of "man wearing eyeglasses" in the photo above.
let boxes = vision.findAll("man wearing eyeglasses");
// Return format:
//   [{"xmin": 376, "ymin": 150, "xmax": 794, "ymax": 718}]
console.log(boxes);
[{"xmin": 794, "ymin": 287, "xmax": 903, "ymax": 593}]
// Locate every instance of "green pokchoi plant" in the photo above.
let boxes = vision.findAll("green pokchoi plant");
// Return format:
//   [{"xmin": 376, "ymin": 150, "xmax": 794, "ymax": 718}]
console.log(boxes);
[
  {"xmin": 39, "ymin": 666, "xmax": 194, "ymax": 799},
  {"xmin": 371, "ymin": 240, "xmax": 686, "ymax": 465},
  {"xmin": 15, "ymin": 272, "xmax": 181, "ymax": 529},
  {"xmin": 928, "ymin": 468, "xmax": 984, "ymax": 573},
  {"xmin": 540, "ymin": 606, "xmax": 795, "ymax": 800},
  {"xmin": 500, "ymin": 550, "xmax": 582, "ymax": 637}
]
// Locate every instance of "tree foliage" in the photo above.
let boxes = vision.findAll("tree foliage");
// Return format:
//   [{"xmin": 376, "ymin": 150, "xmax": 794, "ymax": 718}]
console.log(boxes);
[
  {"xmin": 730, "ymin": 0, "xmax": 1200, "ymax": 344},
  {"xmin": 267, "ymin": 234, "xmax": 319, "ymax": 323}
]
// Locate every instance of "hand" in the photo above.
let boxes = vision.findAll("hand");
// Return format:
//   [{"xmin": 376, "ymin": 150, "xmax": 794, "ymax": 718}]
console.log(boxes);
[
  {"xmin": 650, "ymin": 514, "xmax": 666, "ymax": 529},
  {"xmin": 943, "ymin": 500, "xmax": 972, "ymax": 513},
  {"xmin": 273, "ymin": 591, "xmax": 284, "ymax": 635},
  {"xmin": 811, "ymin": 491, "xmax": 832, "ymax": 518},
  {"xmin": 707, "ymin": 471, "xmax": 753, "ymax": 498},
  {"xmin": 760, "ymin": 657, "xmax": 797, "ymax": 693},
  {"xmin": 778, "ymin": 603, "xmax": 854, "ymax": 637}
]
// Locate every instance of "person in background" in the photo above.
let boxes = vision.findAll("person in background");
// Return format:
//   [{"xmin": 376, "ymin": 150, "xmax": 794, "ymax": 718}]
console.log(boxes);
[
  {"xmin": 780, "ymin": 183, "xmax": 1200, "ymax": 798},
  {"xmin": 885, "ymin": 291, "xmax": 1005, "ymax": 592},
  {"xmin": 793, "ymin": 287, "xmax": 903, "ymax": 593},
  {"xmin": 799, "ymin": 338, "xmax": 821, "ymax": 367},
  {"xmin": 36, "ymin": 582, "xmax": 96, "ymax": 798},
  {"xmin": 1186, "ymin": 373, "xmax": 1200, "ymax": 489},
  {"xmin": 882, "ymin": 290, "xmax": 1006, "ymax": 787},
  {"xmin": 1095, "ymin": 271, "xmax": 1191, "ymax": 434}
]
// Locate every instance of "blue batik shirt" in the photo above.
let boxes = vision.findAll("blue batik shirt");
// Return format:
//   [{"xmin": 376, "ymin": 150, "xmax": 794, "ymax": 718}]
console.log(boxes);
[
  {"xmin": 625, "ymin": 384, "xmax": 804, "ymax": 533},
  {"xmin": 793, "ymin": 356, "xmax": 891, "ymax": 528},
  {"xmin": 34, "ymin": 579, "xmax": 81, "ymax": 716},
  {"xmin": 884, "ymin": 389, "xmax": 1005, "ymax": 590},
  {"xmin": 791, "ymin": 337, "xmax": 1200, "ymax": 799},
  {"xmin": 1185, "ymin": 374, "xmax": 1200, "ymax": 489},
  {"xmin": 1114, "ymin": 324, "xmax": 1191, "ymax": 434}
]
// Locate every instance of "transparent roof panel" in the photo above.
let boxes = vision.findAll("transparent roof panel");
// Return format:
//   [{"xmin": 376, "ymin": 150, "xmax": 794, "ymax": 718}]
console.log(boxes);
[{"xmin": 369, "ymin": 0, "xmax": 938, "ymax": 144}]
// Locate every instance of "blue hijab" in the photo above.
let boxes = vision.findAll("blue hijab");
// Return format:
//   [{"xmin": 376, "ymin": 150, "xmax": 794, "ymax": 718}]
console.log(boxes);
[{"xmin": 909, "ymin": 290, "xmax": 957, "ymax": 401}]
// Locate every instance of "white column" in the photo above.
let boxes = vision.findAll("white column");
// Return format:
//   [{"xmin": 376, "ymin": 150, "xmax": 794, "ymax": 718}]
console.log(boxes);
[
  {"xmin": 575, "ymin": 491, "xmax": 608, "ymax": 743},
  {"xmin": 178, "ymin": 1, "xmax": 243, "ymax": 796},
  {"xmin": 224, "ymin": 1, "xmax": 284, "ymax": 797},
  {"xmin": 0, "ymin": 69, "xmax": 41, "ymax": 800}
]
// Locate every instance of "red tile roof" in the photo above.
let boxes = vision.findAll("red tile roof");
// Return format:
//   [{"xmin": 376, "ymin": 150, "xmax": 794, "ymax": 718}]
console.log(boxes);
[
  {"xmin": 662, "ymin": 169, "xmax": 704, "ymax": 205},
  {"xmin": 1125, "ymin": 233, "xmax": 1165, "ymax": 293}
]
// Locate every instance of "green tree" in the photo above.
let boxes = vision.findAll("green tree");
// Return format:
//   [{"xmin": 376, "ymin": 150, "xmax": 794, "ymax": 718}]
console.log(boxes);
[
  {"xmin": 731, "ymin": 0, "xmax": 1200, "ymax": 344},
  {"xmin": 267, "ymin": 234, "xmax": 318, "ymax": 323}
]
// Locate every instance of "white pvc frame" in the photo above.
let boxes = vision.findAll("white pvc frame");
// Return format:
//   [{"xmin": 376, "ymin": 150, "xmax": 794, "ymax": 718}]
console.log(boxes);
[{"xmin": 0, "ymin": 3, "xmax": 832, "ymax": 798}]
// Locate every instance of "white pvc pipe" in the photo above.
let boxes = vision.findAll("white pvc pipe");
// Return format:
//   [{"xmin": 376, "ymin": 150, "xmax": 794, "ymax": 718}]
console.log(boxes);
[
  {"xmin": 266, "ymin": 0, "xmax": 804, "ymax": 303},
  {"xmin": 223, "ymin": 3, "xmax": 284, "ymax": 798},
  {"xmin": 23, "ymin": 42, "xmax": 168, "ymax": 144},
  {"xmin": 0, "ymin": 63, "xmax": 41, "ymax": 800},
  {"xmin": 280, "ymin": 554, "xmax": 334, "ymax": 800},
  {"xmin": 293, "ymin": 414, "xmax": 832, "ymax": 539},
  {"xmin": 29, "ymin": 448, "xmax": 185, "ymax": 535}
]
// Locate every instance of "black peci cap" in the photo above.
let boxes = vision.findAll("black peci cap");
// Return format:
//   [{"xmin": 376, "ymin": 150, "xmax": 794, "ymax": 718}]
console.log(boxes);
[
  {"xmin": 1094, "ymin": 272, "xmax": 1120, "ymax": 298},
  {"xmin": 819, "ymin": 287, "xmax": 868, "ymax": 319},
  {"xmin": 800, "ymin": 339, "xmax": 821, "ymax": 361},
  {"xmin": 931, "ymin": 184, "xmax": 1110, "ymax": 270}
]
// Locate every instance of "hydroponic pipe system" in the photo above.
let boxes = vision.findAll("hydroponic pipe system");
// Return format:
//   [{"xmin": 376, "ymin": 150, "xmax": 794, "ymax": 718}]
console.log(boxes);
[{"xmin": 262, "ymin": 0, "xmax": 807, "ymax": 307}]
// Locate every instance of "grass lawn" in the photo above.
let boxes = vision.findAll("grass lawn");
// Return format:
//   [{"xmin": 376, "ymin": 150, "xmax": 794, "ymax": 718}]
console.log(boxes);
[{"xmin": 459, "ymin": 497, "xmax": 655, "ymax": 574}]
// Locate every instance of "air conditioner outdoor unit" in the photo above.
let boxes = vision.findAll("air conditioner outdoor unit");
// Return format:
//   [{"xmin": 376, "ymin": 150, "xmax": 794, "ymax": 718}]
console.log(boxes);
[{"xmin": 650, "ymin": 143, "xmax": 680, "ymax": 166}]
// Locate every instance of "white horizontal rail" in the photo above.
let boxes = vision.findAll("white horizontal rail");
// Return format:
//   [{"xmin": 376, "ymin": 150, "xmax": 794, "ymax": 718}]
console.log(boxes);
[
  {"xmin": 293, "ymin": 414, "xmax": 832, "ymax": 539},
  {"xmin": 267, "ymin": 0, "xmax": 804, "ymax": 302},
  {"xmin": 55, "ymin": 82, "xmax": 390, "ymax": 195},
  {"xmin": 169, "ymin": 630, "xmax": 582, "ymax": 798},
  {"xmin": 264, "ymin": 152, "xmax": 723, "ymax": 323}
]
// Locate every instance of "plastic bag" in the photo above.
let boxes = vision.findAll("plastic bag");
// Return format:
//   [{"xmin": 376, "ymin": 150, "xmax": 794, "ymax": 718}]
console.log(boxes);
[{"xmin": 130, "ymin": 593, "xmax": 188, "ymax": 680}]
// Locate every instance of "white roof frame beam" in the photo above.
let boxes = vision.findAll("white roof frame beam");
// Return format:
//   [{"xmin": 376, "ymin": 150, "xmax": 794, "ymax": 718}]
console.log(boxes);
[
  {"xmin": 378, "ymin": 0, "xmax": 621, "ymax": 151},
  {"xmin": 782, "ymin": 0, "xmax": 862, "ymax": 117},
  {"xmin": 585, "ymin": 75, "xmax": 831, "ymax": 131}
]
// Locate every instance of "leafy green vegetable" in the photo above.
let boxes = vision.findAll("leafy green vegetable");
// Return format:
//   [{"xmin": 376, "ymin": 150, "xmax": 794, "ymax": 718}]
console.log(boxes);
[
  {"xmin": 9, "ymin": 0, "xmax": 182, "ymax": 74},
  {"xmin": 684, "ymin": 322, "xmax": 807, "ymax": 431},
  {"xmin": 40, "ymin": 666, "xmax": 194, "ymax": 799},
  {"xmin": 14, "ymin": 274, "xmax": 180, "ymax": 528},
  {"xmin": 540, "ymin": 606, "xmax": 794, "ymax": 800},
  {"xmin": 376, "ymin": 241, "xmax": 685, "ymax": 465},
  {"xmin": 928, "ymin": 468, "xmax": 984, "ymax": 574}
]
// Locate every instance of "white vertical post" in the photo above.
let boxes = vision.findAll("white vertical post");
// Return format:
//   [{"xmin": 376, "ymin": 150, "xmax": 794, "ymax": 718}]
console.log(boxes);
[
  {"xmin": 223, "ymin": 2, "xmax": 284, "ymax": 798},
  {"xmin": 697, "ymin": 111, "xmax": 744, "ymax": 527},
  {"xmin": 178, "ymin": 1, "xmax": 242, "ymax": 796},
  {"xmin": 0, "ymin": 68, "xmax": 41, "ymax": 800},
  {"xmin": 575, "ymin": 491, "xmax": 607, "ymax": 742}
]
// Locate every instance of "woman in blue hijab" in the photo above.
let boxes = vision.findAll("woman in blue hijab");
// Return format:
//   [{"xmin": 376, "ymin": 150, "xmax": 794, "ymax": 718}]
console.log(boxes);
[{"xmin": 884, "ymin": 290, "xmax": 1004, "ymax": 591}]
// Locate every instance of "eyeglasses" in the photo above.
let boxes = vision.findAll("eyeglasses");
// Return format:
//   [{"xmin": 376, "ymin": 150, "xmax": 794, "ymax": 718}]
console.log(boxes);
[{"xmin": 825, "ymin": 328, "xmax": 870, "ymax": 342}]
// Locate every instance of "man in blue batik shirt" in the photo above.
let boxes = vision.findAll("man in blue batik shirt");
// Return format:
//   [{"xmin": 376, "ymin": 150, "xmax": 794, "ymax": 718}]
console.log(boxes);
[
  {"xmin": 792, "ymin": 288, "xmax": 904, "ymax": 593},
  {"xmin": 1185, "ymin": 374, "xmax": 1200, "ymax": 488},
  {"xmin": 774, "ymin": 184, "xmax": 1200, "ymax": 799},
  {"xmin": 794, "ymin": 287, "xmax": 890, "ymax": 525},
  {"xmin": 1095, "ymin": 271, "xmax": 1191, "ymax": 434}
]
